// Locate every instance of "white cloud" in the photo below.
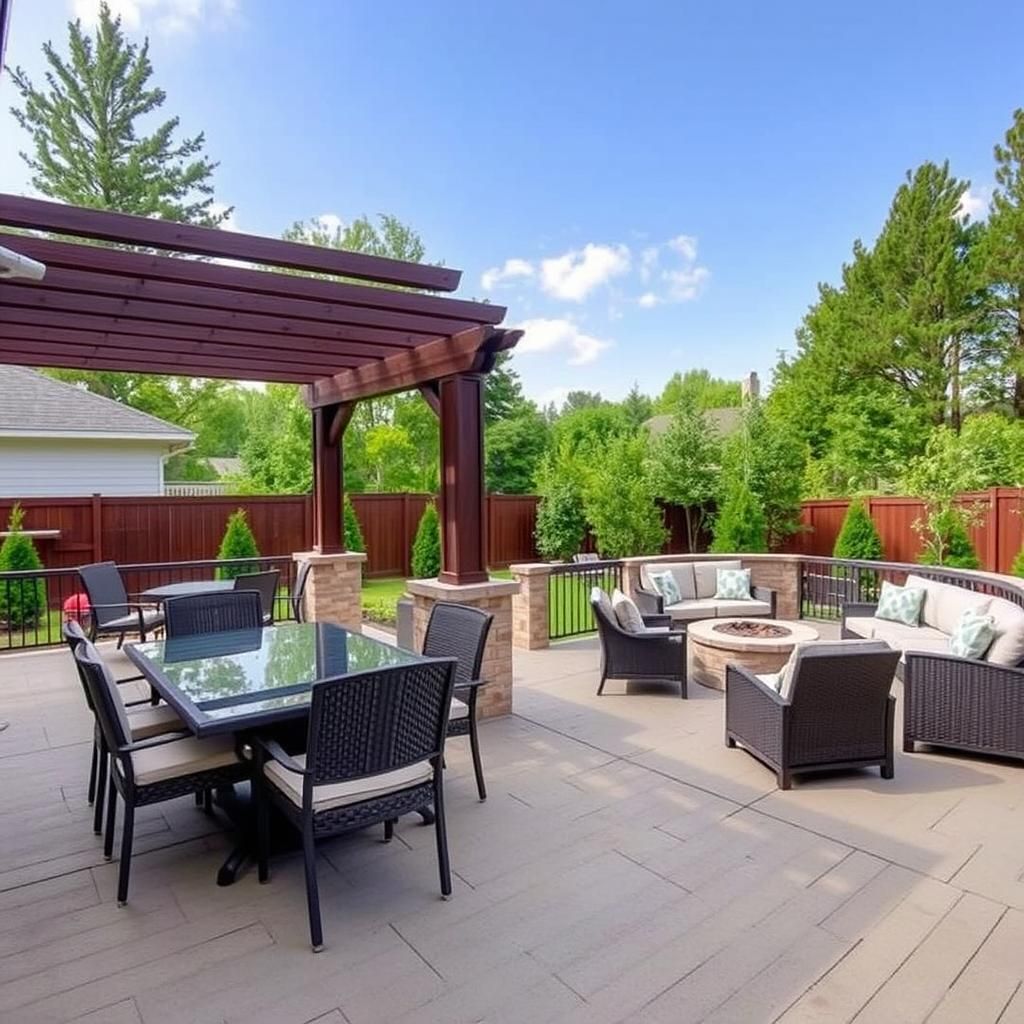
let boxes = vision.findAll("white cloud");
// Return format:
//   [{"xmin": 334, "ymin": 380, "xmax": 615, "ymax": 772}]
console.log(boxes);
[
  {"xmin": 666, "ymin": 234, "xmax": 698, "ymax": 262},
  {"xmin": 638, "ymin": 291, "xmax": 659, "ymax": 308},
  {"xmin": 540, "ymin": 243, "xmax": 630, "ymax": 302},
  {"xmin": 71, "ymin": 0, "xmax": 238, "ymax": 36},
  {"xmin": 481, "ymin": 257, "xmax": 534, "ymax": 292},
  {"xmin": 514, "ymin": 317, "xmax": 612, "ymax": 365},
  {"xmin": 636, "ymin": 235, "xmax": 710, "ymax": 307},
  {"xmin": 210, "ymin": 201, "xmax": 241, "ymax": 232},
  {"xmin": 537, "ymin": 386, "xmax": 571, "ymax": 410},
  {"xmin": 639, "ymin": 246, "xmax": 659, "ymax": 282},
  {"xmin": 957, "ymin": 185, "xmax": 991, "ymax": 221},
  {"xmin": 664, "ymin": 265, "xmax": 711, "ymax": 302},
  {"xmin": 316, "ymin": 213, "xmax": 343, "ymax": 234}
]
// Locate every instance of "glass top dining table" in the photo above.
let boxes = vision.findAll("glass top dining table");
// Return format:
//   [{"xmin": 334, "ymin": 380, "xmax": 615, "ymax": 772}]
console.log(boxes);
[{"xmin": 125, "ymin": 621, "xmax": 424, "ymax": 736}]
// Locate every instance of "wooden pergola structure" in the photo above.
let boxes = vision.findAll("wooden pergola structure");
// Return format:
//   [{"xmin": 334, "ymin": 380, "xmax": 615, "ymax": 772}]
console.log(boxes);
[{"xmin": 0, "ymin": 194, "xmax": 521, "ymax": 585}]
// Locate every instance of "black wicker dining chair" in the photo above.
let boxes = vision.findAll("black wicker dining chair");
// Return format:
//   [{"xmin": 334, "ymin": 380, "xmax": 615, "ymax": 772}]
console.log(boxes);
[
  {"xmin": 253, "ymin": 657, "xmax": 458, "ymax": 952},
  {"xmin": 62, "ymin": 620, "xmax": 183, "ymax": 835},
  {"xmin": 232, "ymin": 569, "xmax": 280, "ymax": 624},
  {"xmin": 79, "ymin": 561, "xmax": 164, "ymax": 648},
  {"xmin": 421, "ymin": 602, "xmax": 493, "ymax": 800},
  {"xmin": 291, "ymin": 560, "xmax": 312, "ymax": 623},
  {"xmin": 73, "ymin": 640, "xmax": 248, "ymax": 905},
  {"xmin": 164, "ymin": 590, "xmax": 264, "ymax": 638}
]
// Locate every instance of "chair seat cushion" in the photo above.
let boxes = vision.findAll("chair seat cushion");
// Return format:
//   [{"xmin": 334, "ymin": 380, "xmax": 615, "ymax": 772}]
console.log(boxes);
[
  {"xmin": 664, "ymin": 598, "xmax": 771, "ymax": 620},
  {"xmin": 843, "ymin": 616, "xmax": 878, "ymax": 639},
  {"xmin": 264, "ymin": 755, "xmax": 433, "ymax": 813},
  {"xmin": 100, "ymin": 608, "xmax": 165, "ymax": 632},
  {"xmin": 130, "ymin": 735, "xmax": 239, "ymax": 786},
  {"xmin": 450, "ymin": 696, "xmax": 470, "ymax": 720},
  {"xmin": 128, "ymin": 704, "xmax": 184, "ymax": 740},
  {"xmin": 708, "ymin": 599, "xmax": 772, "ymax": 618}
]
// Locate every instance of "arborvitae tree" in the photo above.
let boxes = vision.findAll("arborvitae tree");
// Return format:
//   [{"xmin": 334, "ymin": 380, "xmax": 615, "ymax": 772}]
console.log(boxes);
[
  {"xmin": 833, "ymin": 499, "xmax": 884, "ymax": 561},
  {"xmin": 411, "ymin": 504, "xmax": 442, "ymax": 579},
  {"xmin": 0, "ymin": 504, "xmax": 47, "ymax": 627},
  {"xmin": 343, "ymin": 496, "xmax": 365, "ymax": 553},
  {"xmin": 216, "ymin": 509, "xmax": 260, "ymax": 580},
  {"xmin": 710, "ymin": 479, "xmax": 767, "ymax": 553},
  {"xmin": 1012, "ymin": 543, "xmax": 1024, "ymax": 578}
]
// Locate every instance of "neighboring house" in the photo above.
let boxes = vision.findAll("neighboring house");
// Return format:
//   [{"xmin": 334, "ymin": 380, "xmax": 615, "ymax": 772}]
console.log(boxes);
[
  {"xmin": 0, "ymin": 365, "xmax": 194, "ymax": 497},
  {"xmin": 164, "ymin": 456, "xmax": 242, "ymax": 495},
  {"xmin": 644, "ymin": 372, "xmax": 759, "ymax": 440}
]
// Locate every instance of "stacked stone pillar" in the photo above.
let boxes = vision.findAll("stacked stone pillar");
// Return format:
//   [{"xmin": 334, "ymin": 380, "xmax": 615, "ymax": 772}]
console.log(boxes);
[{"xmin": 293, "ymin": 551, "xmax": 366, "ymax": 631}]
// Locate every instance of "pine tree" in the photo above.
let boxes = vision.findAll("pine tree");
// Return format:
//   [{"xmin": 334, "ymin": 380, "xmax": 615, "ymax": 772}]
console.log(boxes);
[
  {"xmin": 9, "ymin": 3, "xmax": 229, "ymax": 223},
  {"xmin": 216, "ymin": 509, "xmax": 260, "ymax": 580},
  {"xmin": 710, "ymin": 480, "xmax": 767, "ymax": 553},
  {"xmin": 411, "ymin": 504, "xmax": 442, "ymax": 579},
  {"xmin": 0, "ymin": 505, "xmax": 48, "ymax": 628},
  {"xmin": 344, "ymin": 497, "xmax": 365, "ymax": 553},
  {"xmin": 833, "ymin": 499, "xmax": 884, "ymax": 560}
]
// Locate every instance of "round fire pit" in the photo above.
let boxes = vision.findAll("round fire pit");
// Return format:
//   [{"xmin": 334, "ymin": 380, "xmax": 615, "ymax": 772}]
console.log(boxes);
[{"xmin": 687, "ymin": 617, "xmax": 820, "ymax": 692}]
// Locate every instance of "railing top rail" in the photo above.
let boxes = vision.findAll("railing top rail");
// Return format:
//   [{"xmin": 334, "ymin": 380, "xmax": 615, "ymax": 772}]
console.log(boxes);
[
  {"xmin": 549, "ymin": 559, "xmax": 624, "ymax": 575},
  {"xmin": 0, "ymin": 554, "xmax": 294, "ymax": 581}
]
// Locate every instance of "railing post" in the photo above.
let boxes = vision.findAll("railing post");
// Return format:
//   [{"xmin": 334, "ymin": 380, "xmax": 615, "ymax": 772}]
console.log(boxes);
[{"xmin": 91, "ymin": 493, "xmax": 103, "ymax": 563}]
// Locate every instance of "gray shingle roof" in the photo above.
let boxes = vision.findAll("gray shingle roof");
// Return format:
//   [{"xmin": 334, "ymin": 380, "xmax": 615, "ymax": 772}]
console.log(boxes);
[
  {"xmin": 644, "ymin": 406, "xmax": 743, "ymax": 439},
  {"xmin": 0, "ymin": 365, "xmax": 194, "ymax": 440}
]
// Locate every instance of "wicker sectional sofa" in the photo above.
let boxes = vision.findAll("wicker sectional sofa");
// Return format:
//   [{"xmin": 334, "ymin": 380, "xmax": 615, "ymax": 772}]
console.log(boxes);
[
  {"xmin": 634, "ymin": 559, "xmax": 777, "ymax": 623},
  {"xmin": 842, "ymin": 573, "xmax": 1024, "ymax": 762}
]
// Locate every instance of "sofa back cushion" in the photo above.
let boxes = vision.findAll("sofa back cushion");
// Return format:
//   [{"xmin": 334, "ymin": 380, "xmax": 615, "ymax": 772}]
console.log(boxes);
[
  {"xmin": 785, "ymin": 639, "xmax": 894, "ymax": 701},
  {"xmin": 983, "ymin": 596, "xmax": 1024, "ymax": 666},
  {"xmin": 694, "ymin": 560, "xmax": 741, "ymax": 599},
  {"xmin": 905, "ymin": 574, "xmax": 992, "ymax": 634},
  {"xmin": 642, "ymin": 562, "xmax": 696, "ymax": 603}
]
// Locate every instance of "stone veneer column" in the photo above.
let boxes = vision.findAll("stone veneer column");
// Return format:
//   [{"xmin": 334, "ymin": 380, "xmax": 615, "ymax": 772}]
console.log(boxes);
[
  {"xmin": 405, "ymin": 577, "xmax": 520, "ymax": 719},
  {"xmin": 509, "ymin": 563, "xmax": 552, "ymax": 650},
  {"xmin": 740, "ymin": 555, "xmax": 803, "ymax": 620},
  {"xmin": 293, "ymin": 551, "xmax": 366, "ymax": 631}
]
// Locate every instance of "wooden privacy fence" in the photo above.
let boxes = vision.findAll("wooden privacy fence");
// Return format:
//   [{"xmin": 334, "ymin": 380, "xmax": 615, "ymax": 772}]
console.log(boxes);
[
  {"xmin": 783, "ymin": 488, "xmax": 1024, "ymax": 575},
  {"xmin": 0, "ymin": 492, "xmax": 541, "ymax": 579}
]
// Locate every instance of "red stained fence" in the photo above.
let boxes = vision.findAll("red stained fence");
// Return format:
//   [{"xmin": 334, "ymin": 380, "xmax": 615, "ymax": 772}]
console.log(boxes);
[
  {"xmin": 783, "ymin": 489, "xmax": 1024, "ymax": 575},
  {"xmin": 0, "ymin": 492, "xmax": 541, "ymax": 580}
]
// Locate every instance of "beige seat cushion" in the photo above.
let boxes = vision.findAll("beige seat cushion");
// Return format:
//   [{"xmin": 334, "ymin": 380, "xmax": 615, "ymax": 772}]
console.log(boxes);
[
  {"xmin": 450, "ymin": 696, "xmax": 470, "ymax": 720},
  {"xmin": 706, "ymin": 599, "xmax": 772, "ymax": 618},
  {"xmin": 984, "ymin": 597, "xmax": 1024, "ymax": 666},
  {"xmin": 870, "ymin": 619, "xmax": 947, "ymax": 649},
  {"xmin": 264, "ymin": 755, "xmax": 433, "ymax": 814},
  {"xmin": 130, "ymin": 735, "xmax": 240, "ymax": 787},
  {"xmin": 128, "ymin": 704, "xmax": 184, "ymax": 740},
  {"xmin": 694, "ymin": 560, "xmax": 741, "ymax": 599},
  {"xmin": 665, "ymin": 599, "xmax": 723, "ymax": 621},
  {"xmin": 905, "ymin": 574, "xmax": 992, "ymax": 634},
  {"xmin": 843, "ymin": 616, "xmax": 877, "ymax": 639}
]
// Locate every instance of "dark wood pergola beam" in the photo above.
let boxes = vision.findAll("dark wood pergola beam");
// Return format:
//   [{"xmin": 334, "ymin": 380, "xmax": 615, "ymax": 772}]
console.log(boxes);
[
  {"xmin": 0, "ymin": 194, "xmax": 462, "ymax": 291},
  {"xmin": 305, "ymin": 326, "xmax": 522, "ymax": 408},
  {"xmin": 4, "ymin": 235, "xmax": 505, "ymax": 325}
]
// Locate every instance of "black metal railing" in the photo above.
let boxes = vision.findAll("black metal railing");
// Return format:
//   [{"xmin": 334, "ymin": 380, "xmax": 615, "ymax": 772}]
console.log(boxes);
[
  {"xmin": 797, "ymin": 556, "xmax": 1024, "ymax": 619},
  {"xmin": 548, "ymin": 559, "xmax": 623, "ymax": 640},
  {"xmin": 0, "ymin": 556, "xmax": 298, "ymax": 652}
]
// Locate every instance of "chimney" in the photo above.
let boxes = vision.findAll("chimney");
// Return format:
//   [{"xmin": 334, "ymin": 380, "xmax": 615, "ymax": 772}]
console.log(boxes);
[{"xmin": 741, "ymin": 371, "xmax": 760, "ymax": 403}]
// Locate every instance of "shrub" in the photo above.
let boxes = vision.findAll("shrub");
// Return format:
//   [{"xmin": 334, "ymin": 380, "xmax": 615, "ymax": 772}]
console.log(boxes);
[
  {"xmin": 710, "ymin": 479, "xmax": 767, "ymax": 553},
  {"xmin": 216, "ymin": 508, "xmax": 261, "ymax": 580},
  {"xmin": 411, "ymin": 503, "xmax": 441, "ymax": 579},
  {"xmin": 1013, "ymin": 544, "xmax": 1024, "ymax": 579},
  {"xmin": 535, "ymin": 480, "xmax": 587, "ymax": 561},
  {"xmin": 0, "ymin": 504, "xmax": 47, "ymax": 627},
  {"xmin": 344, "ymin": 496, "xmax": 365, "ymax": 553},
  {"xmin": 833, "ymin": 499, "xmax": 883, "ymax": 561},
  {"xmin": 916, "ymin": 508, "xmax": 981, "ymax": 570}
]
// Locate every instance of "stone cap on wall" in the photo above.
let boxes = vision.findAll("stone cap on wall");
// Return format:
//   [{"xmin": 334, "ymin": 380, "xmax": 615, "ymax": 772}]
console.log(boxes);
[
  {"xmin": 405, "ymin": 576, "xmax": 520, "ymax": 602},
  {"xmin": 620, "ymin": 553, "xmax": 804, "ymax": 566},
  {"xmin": 508, "ymin": 562, "xmax": 558, "ymax": 576},
  {"xmin": 293, "ymin": 550, "xmax": 368, "ymax": 565}
]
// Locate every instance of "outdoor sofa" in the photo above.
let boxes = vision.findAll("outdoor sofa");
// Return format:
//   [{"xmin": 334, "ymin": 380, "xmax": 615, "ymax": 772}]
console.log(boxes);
[
  {"xmin": 634, "ymin": 559, "xmax": 777, "ymax": 623},
  {"xmin": 842, "ymin": 573, "xmax": 1024, "ymax": 762}
]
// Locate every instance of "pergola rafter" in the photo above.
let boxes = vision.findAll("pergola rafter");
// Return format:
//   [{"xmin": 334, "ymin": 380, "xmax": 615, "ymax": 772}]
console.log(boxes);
[{"xmin": 0, "ymin": 193, "xmax": 521, "ymax": 584}]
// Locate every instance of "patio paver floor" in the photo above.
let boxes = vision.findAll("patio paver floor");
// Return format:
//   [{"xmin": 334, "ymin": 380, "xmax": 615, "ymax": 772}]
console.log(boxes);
[{"xmin": 1, "ymin": 627, "xmax": 1023, "ymax": 1023}]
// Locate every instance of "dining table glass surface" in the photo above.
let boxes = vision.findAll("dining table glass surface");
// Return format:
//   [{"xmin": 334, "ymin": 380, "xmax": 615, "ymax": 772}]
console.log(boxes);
[{"xmin": 131, "ymin": 621, "xmax": 422, "ymax": 726}]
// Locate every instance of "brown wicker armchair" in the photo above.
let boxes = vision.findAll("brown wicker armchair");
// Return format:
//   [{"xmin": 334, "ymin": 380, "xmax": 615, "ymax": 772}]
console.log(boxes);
[
  {"xmin": 591, "ymin": 590, "xmax": 686, "ymax": 699},
  {"xmin": 725, "ymin": 641, "xmax": 900, "ymax": 789}
]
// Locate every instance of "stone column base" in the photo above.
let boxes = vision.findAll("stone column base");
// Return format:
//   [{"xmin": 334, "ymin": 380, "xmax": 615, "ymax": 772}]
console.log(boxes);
[
  {"xmin": 293, "ymin": 551, "xmax": 366, "ymax": 632},
  {"xmin": 406, "ymin": 577, "xmax": 520, "ymax": 718},
  {"xmin": 510, "ymin": 562, "xmax": 553, "ymax": 650}
]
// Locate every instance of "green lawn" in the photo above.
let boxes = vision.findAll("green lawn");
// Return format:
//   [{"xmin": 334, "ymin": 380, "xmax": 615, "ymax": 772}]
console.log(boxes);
[{"xmin": 362, "ymin": 571, "xmax": 513, "ymax": 626}]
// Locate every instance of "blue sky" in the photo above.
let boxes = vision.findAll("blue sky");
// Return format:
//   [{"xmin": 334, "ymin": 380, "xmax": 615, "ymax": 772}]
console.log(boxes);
[{"xmin": 2, "ymin": 1, "xmax": 1023, "ymax": 406}]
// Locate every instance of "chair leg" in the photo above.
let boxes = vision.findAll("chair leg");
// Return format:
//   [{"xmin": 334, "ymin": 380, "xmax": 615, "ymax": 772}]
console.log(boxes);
[
  {"xmin": 255, "ymin": 777, "xmax": 270, "ymax": 884},
  {"xmin": 468, "ymin": 714, "xmax": 487, "ymax": 801},
  {"xmin": 87, "ymin": 737, "xmax": 99, "ymax": 806},
  {"xmin": 103, "ymin": 776, "xmax": 117, "ymax": 859},
  {"xmin": 433, "ymin": 771, "xmax": 453, "ymax": 900},
  {"xmin": 116, "ymin": 800, "xmax": 135, "ymax": 906},
  {"xmin": 203, "ymin": 788, "xmax": 214, "ymax": 815},
  {"xmin": 117, "ymin": 632, "xmax": 126, "ymax": 650},
  {"xmin": 302, "ymin": 826, "xmax": 323, "ymax": 952},
  {"xmin": 383, "ymin": 818, "xmax": 395, "ymax": 843},
  {"xmin": 597, "ymin": 669, "xmax": 608, "ymax": 696},
  {"xmin": 93, "ymin": 743, "xmax": 108, "ymax": 836},
  {"xmin": 778, "ymin": 769, "xmax": 792, "ymax": 791}
]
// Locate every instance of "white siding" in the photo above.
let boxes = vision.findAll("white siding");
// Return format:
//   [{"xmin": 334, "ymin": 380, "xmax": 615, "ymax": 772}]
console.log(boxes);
[{"xmin": 0, "ymin": 438, "xmax": 172, "ymax": 497}]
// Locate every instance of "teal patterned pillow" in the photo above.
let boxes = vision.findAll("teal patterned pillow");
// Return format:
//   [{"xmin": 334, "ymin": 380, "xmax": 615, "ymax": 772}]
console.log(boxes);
[
  {"xmin": 649, "ymin": 570, "xmax": 682, "ymax": 605},
  {"xmin": 876, "ymin": 581, "xmax": 924, "ymax": 627},
  {"xmin": 714, "ymin": 568, "xmax": 752, "ymax": 600},
  {"xmin": 949, "ymin": 608, "xmax": 997, "ymax": 660}
]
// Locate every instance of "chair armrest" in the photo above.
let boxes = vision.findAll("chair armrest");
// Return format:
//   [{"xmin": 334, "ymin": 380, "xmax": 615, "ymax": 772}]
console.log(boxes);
[
  {"xmin": 641, "ymin": 613, "xmax": 673, "ymax": 630},
  {"xmin": 725, "ymin": 663, "xmax": 786, "ymax": 764},
  {"xmin": 842, "ymin": 602, "xmax": 878, "ymax": 620},
  {"xmin": 115, "ymin": 730, "xmax": 192, "ymax": 754},
  {"xmin": 632, "ymin": 587, "xmax": 664, "ymax": 616},
  {"xmin": 252, "ymin": 736, "xmax": 310, "ymax": 775},
  {"xmin": 726, "ymin": 663, "xmax": 787, "ymax": 706},
  {"xmin": 751, "ymin": 586, "xmax": 777, "ymax": 615}
]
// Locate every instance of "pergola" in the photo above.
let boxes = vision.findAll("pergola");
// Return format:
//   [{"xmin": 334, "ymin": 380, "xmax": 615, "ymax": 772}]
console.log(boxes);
[{"xmin": 0, "ymin": 194, "xmax": 521, "ymax": 585}]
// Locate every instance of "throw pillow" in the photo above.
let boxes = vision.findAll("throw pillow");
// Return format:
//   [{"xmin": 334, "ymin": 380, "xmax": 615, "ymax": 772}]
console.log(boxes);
[
  {"xmin": 714, "ymin": 567, "xmax": 752, "ymax": 601},
  {"xmin": 649, "ymin": 570, "xmax": 682, "ymax": 606},
  {"xmin": 611, "ymin": 588, "xmax": 645, "ymax": 633},
  {"xmin": 948, "ymin": 608, "xmax": 998, "ymax": 660},
  {"xmin": 875, "ymin": 581, "xmax": 925, "ymax": 627}
]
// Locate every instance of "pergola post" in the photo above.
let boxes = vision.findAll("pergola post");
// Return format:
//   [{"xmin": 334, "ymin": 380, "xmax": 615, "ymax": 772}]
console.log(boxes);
[{"xmin": 297, "ymin": 401, "xmax": 365, "ymax": 630}]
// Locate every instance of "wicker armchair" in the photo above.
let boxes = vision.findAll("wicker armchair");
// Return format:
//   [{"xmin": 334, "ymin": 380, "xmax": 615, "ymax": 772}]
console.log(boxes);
[
  {"xmin": 79, "ymin": 561, "xmax": 163, "ymax": 648},
  {"xmin": 422, "ymin": 602, "xmax": 494, "ymax": 801},
  {"xmin": 232, "ymin": 569, "xmax": 280, "ymax": 624},
  {"xmin": 164, "ymin": 590, "xmax": 264, "ymax": 638},
  {"xmin": 591, "ymin": 590, "xmax": 686, "ymax": 699},
  {"xmin": 291, "ymin": 560, "xmax": 312, "ymax": 622},
  {"xmin": 253, "ymin": 657, "xmax": 457, "ymax": 951},
  {"xmin": 725, "ymin": 642, "xmax": 900, "ymax": 789}
]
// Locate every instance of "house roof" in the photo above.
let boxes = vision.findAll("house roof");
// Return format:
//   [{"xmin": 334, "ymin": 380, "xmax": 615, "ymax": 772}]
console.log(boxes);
[
  {"xmin": 0, "ymin": 365, "xmax": 194, "ymax": 443},
  {"xmin": 645, "ymin": 406, "xmax": 743, "ymax": 438}
]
